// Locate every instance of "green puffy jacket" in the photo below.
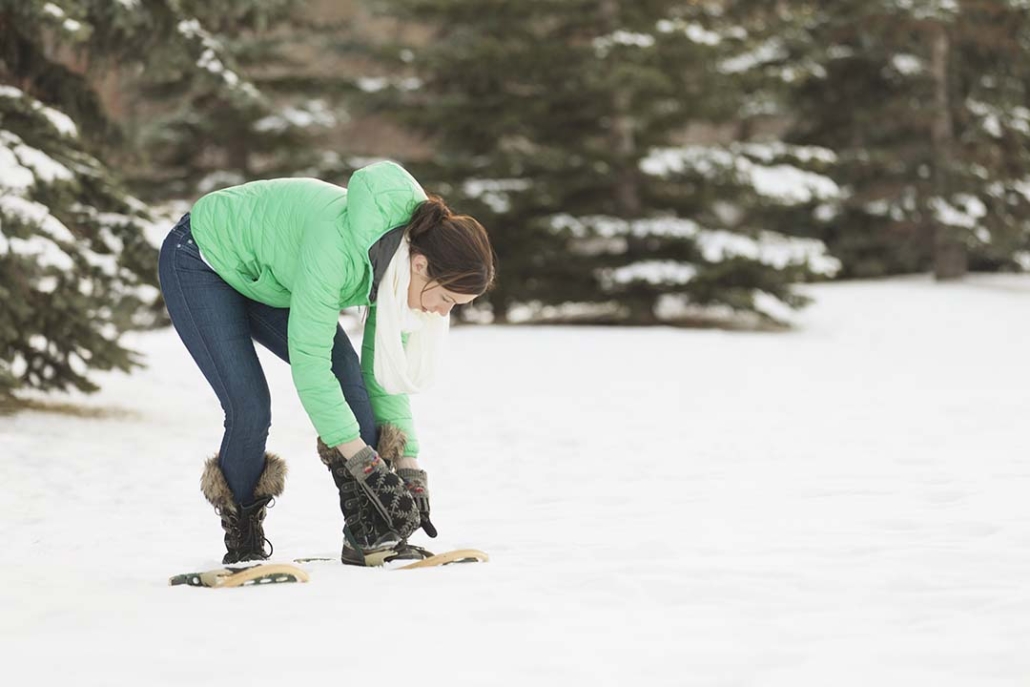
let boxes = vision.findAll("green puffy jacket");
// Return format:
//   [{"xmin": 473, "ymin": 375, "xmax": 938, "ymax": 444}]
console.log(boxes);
[{"xmin": 189, "ymin": 161, "xmax": 426, "ymax": 456}]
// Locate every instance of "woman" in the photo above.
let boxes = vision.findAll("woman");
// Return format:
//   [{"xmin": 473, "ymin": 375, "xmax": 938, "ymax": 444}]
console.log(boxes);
[{"xmin": 157, "ymin": 161, "xmax": 495, "ymax": 566}]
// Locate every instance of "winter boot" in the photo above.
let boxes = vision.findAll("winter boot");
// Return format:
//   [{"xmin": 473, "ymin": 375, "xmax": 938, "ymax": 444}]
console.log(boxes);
[
  {"xmin": 200, "ymin": 452, "xmax": 287, "ymax": 565},
  {"xmin": 317, "ymin": 429, "xmax": 423, "ymax": 566}
]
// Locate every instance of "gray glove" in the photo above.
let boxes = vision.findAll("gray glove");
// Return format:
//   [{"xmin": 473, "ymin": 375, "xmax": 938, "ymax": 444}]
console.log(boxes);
[{"xmin": 397, "ymin": 467, "xmax": 437, "ymax": 538}]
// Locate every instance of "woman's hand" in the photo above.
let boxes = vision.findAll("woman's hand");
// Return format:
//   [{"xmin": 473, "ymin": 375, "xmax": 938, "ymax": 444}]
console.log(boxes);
[
  {"xmin": 335, "ymin": 438, "xmax": 368, "ymax": 460},
  {"xmin": 393, "ymin": 456, "xmax": 420, "ymax": 471}
]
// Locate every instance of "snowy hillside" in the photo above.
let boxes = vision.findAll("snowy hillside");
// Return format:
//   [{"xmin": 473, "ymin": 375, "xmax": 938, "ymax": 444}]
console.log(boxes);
[{"xmin": 2, "ymin": 276, "xmax": 1028, "ymax": 686}]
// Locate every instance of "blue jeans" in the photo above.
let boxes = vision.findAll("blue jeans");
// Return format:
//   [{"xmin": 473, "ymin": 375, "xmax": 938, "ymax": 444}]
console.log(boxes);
[{"xmin": 157, "ymin": 213, "xmax": 376, "ymax": 504}]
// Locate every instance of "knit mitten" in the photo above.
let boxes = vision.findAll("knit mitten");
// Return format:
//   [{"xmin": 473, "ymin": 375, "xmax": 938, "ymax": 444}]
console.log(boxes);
[
  {"xmin": 344, "ymin": 447, "xmax": 420, "ymax": 539},
  {"xmin": 397, "ymin": 467, "xmax": 436, "ymax": 538}
]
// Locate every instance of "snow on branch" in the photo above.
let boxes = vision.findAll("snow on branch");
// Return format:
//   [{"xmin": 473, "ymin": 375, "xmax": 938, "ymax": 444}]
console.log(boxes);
[
  {"xmin": 0, "ymin": 130, "xmax": 74, "ymax": 190},
  {"xmin": 966, "ymin": 99, "xmax": 1030, "ymax": 139},
  {"xmin": 41, "ymin": 2, "xmax": 84, "ymax": 35},
  {"xmin": 598, "ymin": 261, "xmax": 698, "ymax": 289},
  {"xmin": 889, "ymin": 54, "xmax": 924, "ymax": 76},
  {"xmin": 548, "ymin": 214, "xmax": 841, "ymax": 277},
  {"xmin": 655, "ymin": 19, "xmax": 728, "ymax": 45},
  {"xmin": 177, "ymin": 19, "xmax": 260, "ymax": 100},
  {"xmin": 884, "ymin": 0, "xmax": 960, "ymax": 20},
  {"xmin": 0, "ymin": 196, "xmax": 76, "ymax": 271},
  {"xmin": 641, "ymin": 145, "xmax": 841, "ymax": 205},
  {"xmin": 463, "ymin": 178, "xmax": 532, "ymax": 213},
  {"xmin": 1011, "ymin": 178, "xmax": 1030, "ymax": 203},
  {"xmin": 718, "ymin": 38, "xmax": 787, "ymax": 74},
  {"xmin": 253, "ymin": 100, "xmax": 338, "ymax": 133},
  {"xmin": 506, "ymin": 300, "xmax": 627, "ymax": 324},
  {"xmin": 734, "ymin": 142, "xmax": 837, "ymax": 165},
  {"xmin": 356, "ymin": 77, "xmax": 423, "ymax": 93},
  {"xmin": 0, "ymin": 86, "xmax": 78, "ymax": 138},
  {"xmin": 929, "ymin": 196, "xmax": 988, "ymax": 241},
  {"xmin": 593, "ymin": 31, "xmax": 656, "ymax": 58}
]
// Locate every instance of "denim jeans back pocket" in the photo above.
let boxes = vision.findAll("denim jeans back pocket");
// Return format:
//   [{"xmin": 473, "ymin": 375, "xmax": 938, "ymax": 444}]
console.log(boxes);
[
  {"xmin": 170, "ymin": 214, "xmax": 202, "ymax": 259},
  {"xmin": 165, "ymin": 215, "xmax": 211, "ymax": 272},
  {"xmin": 177, "ymin": 231, "xmax": 202, "ymax": 259}
]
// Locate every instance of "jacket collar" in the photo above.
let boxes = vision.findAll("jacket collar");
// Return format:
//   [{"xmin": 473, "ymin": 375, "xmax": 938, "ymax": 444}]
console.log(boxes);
[{"xmin": 367, "ymin": 224, "xmax": 407, "ymax": 302}]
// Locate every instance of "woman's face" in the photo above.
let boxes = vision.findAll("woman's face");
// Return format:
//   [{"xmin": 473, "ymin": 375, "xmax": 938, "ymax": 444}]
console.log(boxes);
[{"xmin": 408, "ymin": 253, "xmax": 476, "ymax": 316}]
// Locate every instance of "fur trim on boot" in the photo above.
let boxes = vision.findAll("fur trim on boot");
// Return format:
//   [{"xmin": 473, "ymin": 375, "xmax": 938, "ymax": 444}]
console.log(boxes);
[
  {"xmin": 376, "ymin": 424, "xmax": 408, "ymax": 465},
  {"xmin": 200, "ymin": 456, "xmax": 236, "ymax": 514},
  {"xmin": 200, "ymin": 452, "xmax": 287, "ymax": 513},
  {"xmin": 254, "ymin": 453, "xmax": 287, "ymax": 500},
  {"xmin": 316, "ymin": 438, "xmax": 338, "ymax": 467}
]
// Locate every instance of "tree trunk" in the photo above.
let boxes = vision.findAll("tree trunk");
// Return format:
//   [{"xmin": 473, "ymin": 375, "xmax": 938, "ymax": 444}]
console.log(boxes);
[
  {"xmin": 600, "ymin": 0, "xmax": 641, "ymax": 217},
  {"xmin": 928, "ymin": 22, "xmax": 966, "ymax": 280}
]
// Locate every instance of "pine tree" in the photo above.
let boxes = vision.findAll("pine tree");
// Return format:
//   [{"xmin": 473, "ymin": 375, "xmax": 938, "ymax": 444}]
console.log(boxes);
[
  {"xmin": 782, "ymin": 0, "xmax": 1030, "ymax": 279},
  {"xmin": 0, "ymin": 0, "xmax": 272, "ymax": 397},
  {"xmin": 115, "ymin": 0, "xmax": 339, "ymax": 197},
  {"xmin": 360, "ymin": 0, "xmax": 839, "ymax": 325}
]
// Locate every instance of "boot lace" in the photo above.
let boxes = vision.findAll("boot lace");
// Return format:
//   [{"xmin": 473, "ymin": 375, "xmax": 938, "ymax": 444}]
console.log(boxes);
[{"xmin": 220, "ymin": 496, "xmax": 273, "ymax": 562}]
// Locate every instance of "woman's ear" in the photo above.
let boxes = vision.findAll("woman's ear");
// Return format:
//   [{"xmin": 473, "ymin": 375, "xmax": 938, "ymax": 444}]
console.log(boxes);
[{"xmin": 411, "ymin": 253, "xmax": 428, "ymax": 276}]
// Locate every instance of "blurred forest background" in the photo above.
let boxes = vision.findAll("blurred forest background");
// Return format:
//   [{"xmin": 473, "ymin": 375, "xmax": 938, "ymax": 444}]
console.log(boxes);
[{"xmin": 3, "ymin": 0, "xmax": 1030, "ymax": 399}]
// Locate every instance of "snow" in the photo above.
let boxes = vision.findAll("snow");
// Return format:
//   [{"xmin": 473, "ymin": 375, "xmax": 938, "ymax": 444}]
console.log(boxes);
[
  {"xmin": 748, "ymin": 164, "xmax": 839, "ymax": 204},
  {"xmin": 718, "ymin": 39, "xmax": 787, "ymax": 74},
  {"xmin": 176, "ymin": 19, "xmax": 204, "ymax": 39},
  {"xmin": 177, "ymin": 18, "xmax": 256, "ymax": 97},
  {"xmin": 38, "ymin": 104, "xmax": 78, "ymax": 138},
  {"xmin": 551, "ymin": 213, "xmax": 702, "ymax": 239},
  {"xmin": 930, "ymin": 195, "xmax": 988, "ymax": 230},
  {"xmin": 967, "ymin": 99, "xmax": 1030, "ymax": 138},
  {"xmin": 655, "ymin": 19, "xmax": 725, "ymax": 45},
  {"xmin": 357, "ymin": 76, "xmax": 389, "ymax": 92},
  {"xmin": 889, "ymin": 0, "xmax": 960, "ymax": 20},
  {"xmin": 0, "ymin": 136, "xmax": 36, "ymax": 191},
  {"xmin": 548, "ymin": 214, "xmax": 841, "ymax": 278},
  {"xmin": 3, "ymin": 276, "xmax": 1030, "ymax": 685},
  {"xmin": 253, "ymin": 100, "xmax": 337, "ymax": 132},
  {"xmin": 1013, "ymin": 178, "xmax": 1030, "ymax": 203},
  {"xmin": 462, "ymin": 178, "xmax": 532, "ymax": 213},
  {"xmin": 0, "ymin": 129, "xmax": 79, "ymax": 270},
  {"xmin": 828, "ymin": 45, "xmax": 856, "ymax": 60},
  {"xmin": 641, "ymin": 145, "xmax": 841, "ymax": 205},
  {"xmin": 0, "ymin": 131, "xmax": 74, "ymax": 185},
  {"xmin": 736, "ymin": 142, "xmax": 838, "ymax": 165},
  {"xmin": 600, "ymin": 260, "xmax": 698, "ymax": 287},
  {"xmin": 700, "ymin": 229, "xmax": 841, "ymax": 276},
  {"xmin": 983, "ymin": 116, "xmax": 1004, "ymax": 139},
  {"xmin": 0, "ymin": 196, "xmax": 77, "ymax": 269},
  {"xmin": 890, "ymin": 54, "xmax": 924, "ymax": 75},
  {"xmin": 356, "ymin": 76, "xmax": 423, "ymax": 93},
  {"xmin": 506, "ymin": 300, "xmax": 625, "ymax": 324},
  {"xmin": 593, "ymin": 31, "xmax": 656, "ymax": 57}
]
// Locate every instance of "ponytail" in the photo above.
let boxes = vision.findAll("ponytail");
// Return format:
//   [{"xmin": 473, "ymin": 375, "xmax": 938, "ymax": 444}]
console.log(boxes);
[
  {"xmin": 406, "ymin": 195, "xmax": 496, "ymax": 296},
  {"xmin": 407, "ymin": 197, "xmax": 452, "ymax": 241}
]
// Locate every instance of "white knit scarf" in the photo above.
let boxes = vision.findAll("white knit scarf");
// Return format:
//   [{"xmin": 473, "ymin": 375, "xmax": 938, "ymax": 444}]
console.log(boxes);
[{"xmin": 373, "ymin": 236, "xmax": 450, "ymax": 394}]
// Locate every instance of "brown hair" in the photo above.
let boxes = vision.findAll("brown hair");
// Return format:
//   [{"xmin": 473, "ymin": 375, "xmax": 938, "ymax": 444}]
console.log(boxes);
[{"xmin": 406, "ymin": 195, "xmax": 496, "ymax": 295}]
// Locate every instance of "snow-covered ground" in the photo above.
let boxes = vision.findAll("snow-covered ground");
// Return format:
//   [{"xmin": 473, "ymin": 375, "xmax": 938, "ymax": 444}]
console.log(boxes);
[{"xmin": 2, "ymin": 276, "xmax": 1029, "ymax": 686}]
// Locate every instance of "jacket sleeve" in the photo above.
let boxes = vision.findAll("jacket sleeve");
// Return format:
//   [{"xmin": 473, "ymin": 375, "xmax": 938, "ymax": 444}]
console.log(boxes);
[
  {"xmin": 361, "ymin": 303, "xmax": 419, "ymax": 457},
  {"xmin": 288, "ymin": 219, "xmax": 362, "ymax": 447}
]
